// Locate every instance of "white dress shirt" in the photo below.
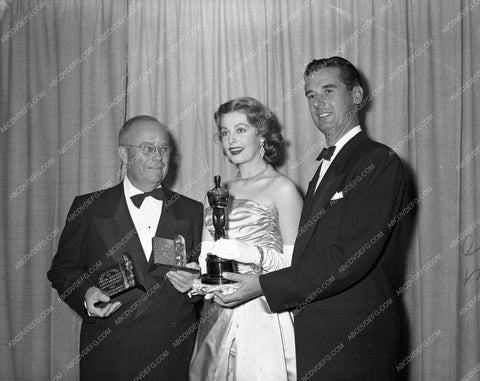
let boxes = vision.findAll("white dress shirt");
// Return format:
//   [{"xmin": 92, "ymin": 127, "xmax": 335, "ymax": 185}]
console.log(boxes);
[
  {"xmin": 315, "ymin": 126, "xmax": 362, "ymax": 192},
  {"xmin": 123, "ymin": 176, "xmax": 163, "ymax": 261}
]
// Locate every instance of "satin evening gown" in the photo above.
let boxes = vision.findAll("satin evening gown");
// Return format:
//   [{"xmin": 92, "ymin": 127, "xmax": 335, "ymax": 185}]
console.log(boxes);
[{"xmin": 189, "ymin": 199, "xmax": 296, "ymax": 381}]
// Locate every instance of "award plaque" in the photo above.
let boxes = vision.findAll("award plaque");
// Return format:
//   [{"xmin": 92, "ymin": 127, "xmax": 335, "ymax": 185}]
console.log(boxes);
[
  {"xmin": 94, "ymin": 253, "xmax": 143, "ymax": 306},
  {"xmin": 150, "ymin": 235, "xmax": 200, "ymax": 274},
  {"xmin": 201, "ymin": 175, "xmax": 234, "ymax": 285}
]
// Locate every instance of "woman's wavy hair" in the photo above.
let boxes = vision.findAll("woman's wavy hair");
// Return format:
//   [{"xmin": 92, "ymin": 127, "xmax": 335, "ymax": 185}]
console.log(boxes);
[{"xmin": 213, "ymin": 97, "xmax": 284, "ymax": 165}]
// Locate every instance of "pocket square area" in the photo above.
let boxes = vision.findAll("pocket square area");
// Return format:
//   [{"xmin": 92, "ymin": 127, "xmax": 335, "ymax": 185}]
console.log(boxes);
[{"xmin": 331, "ymin": 191, "xmax": 344, "ymax": 201}]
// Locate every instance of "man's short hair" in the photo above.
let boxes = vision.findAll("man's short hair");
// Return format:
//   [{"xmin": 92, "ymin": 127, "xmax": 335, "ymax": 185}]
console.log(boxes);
[
  {"xmin": 118, "ymin": 115, "xmax": 164, "ymax": 146},
  {"xmin": 304, "ymin": 56, "xmax": 362, "ymax": 90}
]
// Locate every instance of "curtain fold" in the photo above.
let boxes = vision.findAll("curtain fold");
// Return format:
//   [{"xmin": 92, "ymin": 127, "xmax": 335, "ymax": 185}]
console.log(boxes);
[
  {"xmin": 125, "ymin": 1, "xmax": 480, "ymax": 380},
  {"xmin": 0, "ymin": 1, "xmax": 127, "ymax": 380},
  {"xmin": 1, "ymin": 0, "xmax": 479, "ymax": 380},
  {"xmin": 127, "ymin": 0, "xmax": 278, "ymax": 196},
  {"xmin": 455, "ymin": 0, "xmax": 480, "ymax": 379}
]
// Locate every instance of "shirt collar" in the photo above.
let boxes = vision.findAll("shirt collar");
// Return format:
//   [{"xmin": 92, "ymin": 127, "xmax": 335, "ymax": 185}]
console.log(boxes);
[
  {"xmin": 123, "ymin": 176, "xmax": 162, "ymax": 198},
  {"xmin": 328, "ymin": 126, "xmax": 361, "ymax": 162}
]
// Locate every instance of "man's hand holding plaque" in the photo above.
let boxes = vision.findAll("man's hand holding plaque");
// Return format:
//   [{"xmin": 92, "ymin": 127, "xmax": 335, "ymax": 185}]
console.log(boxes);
[
  {"xmin": 149, "ymin": 234, "xmax": 201, "ymax": 293},
  {"xmin": 150, "ymin": 235, "xmax": 201, "ymax": 274},
  {"xmin": 89, "ymin": 253, "xmax": 145, "ymax": 311},
  {"xmin": 85, "ymin": 253, "xmax": 144, "ymax": 313},
  {"xmin": 85, "ymin": 286, "xmax": 122, "ymax": 318},
  {"xmin": 166, "ymin": 262, "xmax": 201, "ymax": 293}
]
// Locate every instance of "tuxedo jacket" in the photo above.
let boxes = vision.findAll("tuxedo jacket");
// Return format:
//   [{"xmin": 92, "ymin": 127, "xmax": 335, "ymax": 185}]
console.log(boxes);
[
  {"xmin": 261, "ymin": 132, "xmax": 413, "ymax": 380},
  {"xmin": 48, "ymin": 182, "xmax": 203, "ymax": 381}
]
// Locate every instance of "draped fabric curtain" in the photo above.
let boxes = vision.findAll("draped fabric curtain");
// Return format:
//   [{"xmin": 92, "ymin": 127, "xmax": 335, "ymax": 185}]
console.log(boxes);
[
  {"xmin": 0, "ymin": 1, "xmax": 127, "ymax": 380},
  {"xmin": 1, "ymin": 0, "xmax": 479, "ymax": 380},
  {"xmin": 127, "ymin": 5, "xmax": 480, "ymax": 381}
]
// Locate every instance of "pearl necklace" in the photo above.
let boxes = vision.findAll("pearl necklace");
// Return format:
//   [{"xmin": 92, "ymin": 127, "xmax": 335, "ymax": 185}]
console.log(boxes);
[{"xmin": 235, "ymin": 165, "xmax": 271, "ymax": 183}]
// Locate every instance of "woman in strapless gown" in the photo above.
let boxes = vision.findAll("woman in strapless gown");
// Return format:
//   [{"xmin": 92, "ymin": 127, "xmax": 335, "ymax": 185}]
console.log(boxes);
[{"xmin": 189, "ymin": 97, "xmax": 303, "ymax": 381}]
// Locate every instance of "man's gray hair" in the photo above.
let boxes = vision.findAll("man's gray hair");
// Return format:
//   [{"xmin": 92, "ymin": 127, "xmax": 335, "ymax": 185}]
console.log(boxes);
[{"xmin": 118, "ymin": 115, "xmax": 167, "ymax": 146}]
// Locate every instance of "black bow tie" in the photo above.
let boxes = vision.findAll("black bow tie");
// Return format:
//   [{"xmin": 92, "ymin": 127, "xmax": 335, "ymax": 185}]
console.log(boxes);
[
  {"xmin": 130, "ymin": 188, "xmax": 164, "ymax": 208},
  {"xmin": 316, "ymin": 146, "xmax": 336, "ymax": 161}
]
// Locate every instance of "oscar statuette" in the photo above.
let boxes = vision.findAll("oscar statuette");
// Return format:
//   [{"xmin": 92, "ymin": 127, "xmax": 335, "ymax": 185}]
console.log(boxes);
[{"xmin": 201, "ymin": 175, "xmax": 234, "ymax": 284}]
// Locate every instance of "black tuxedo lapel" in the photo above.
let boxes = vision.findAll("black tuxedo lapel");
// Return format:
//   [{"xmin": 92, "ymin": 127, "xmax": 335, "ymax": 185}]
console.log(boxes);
[
  {"xmin": 301, "ymin": 163, "xmax": 322, "ymax": 222},
  {"xmin": 92, "ymin": 183, "xmax": 153, "ymax": 319},
  {"xmin": 293, "ymin": 132, "xmax": 369, "ymax": 264},
  {"xmin": 156, "ymin": 189, "xmax": 191, "ymax": 240},
  {"xmin": 92, "ymin": 184, "xmax": 147, "ymax": 279},
  {"xmin": 293, "ymin": 173, "xmax": 345, "ymax": 265},
  {"xmin": 133, "ymin": 188, "xmax": 193, "ymax": 320}
]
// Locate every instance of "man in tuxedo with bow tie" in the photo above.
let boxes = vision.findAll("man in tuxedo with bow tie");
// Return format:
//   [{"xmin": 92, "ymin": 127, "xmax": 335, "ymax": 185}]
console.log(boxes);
[
  {"xmin": 48, "ymin": 115, "xmax": 203, "ymax": 381},
  {"xmin": 214, "ymin": 57, "xmax": 413, "ymax": 380}
]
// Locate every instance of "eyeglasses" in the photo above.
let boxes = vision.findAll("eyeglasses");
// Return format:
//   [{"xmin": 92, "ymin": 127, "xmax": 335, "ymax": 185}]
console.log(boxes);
[{"xmin": 123, "ymin": 143, "xmax": 171, "ymax": 156}]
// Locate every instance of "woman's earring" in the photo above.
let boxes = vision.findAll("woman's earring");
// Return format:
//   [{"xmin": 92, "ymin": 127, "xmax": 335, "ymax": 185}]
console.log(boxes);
[{"xmin": 260, "ymin": 140, "xmax": 265, "ymax": 158}]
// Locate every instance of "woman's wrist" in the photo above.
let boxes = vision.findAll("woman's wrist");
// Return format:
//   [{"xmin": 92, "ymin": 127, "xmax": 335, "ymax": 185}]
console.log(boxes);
[{"xmin": 251, "ymin": 246, "xmax": 264, "ymax": 274}]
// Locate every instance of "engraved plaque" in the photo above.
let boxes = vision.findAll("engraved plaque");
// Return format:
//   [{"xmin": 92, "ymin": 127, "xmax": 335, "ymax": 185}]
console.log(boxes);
[
  {"xmin": 96, "ymin": 253, "xmax": 139, "ymax": 298},
  {"xmin": 153, "ymin": 237, "xmax": 176, "ymax": 266},
  {"xmin": 174, "ymin": 234, "xmax": 187, "ymax": 267},
  {"xmin": 151, "ymin": 235, "xmax": 199, "ymax": 274}
]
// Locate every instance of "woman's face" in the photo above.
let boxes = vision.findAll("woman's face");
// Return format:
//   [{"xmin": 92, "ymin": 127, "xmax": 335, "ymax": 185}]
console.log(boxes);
[{"xmin": 219, "ymin": 111, "xmax": 262, "ymax": 165}]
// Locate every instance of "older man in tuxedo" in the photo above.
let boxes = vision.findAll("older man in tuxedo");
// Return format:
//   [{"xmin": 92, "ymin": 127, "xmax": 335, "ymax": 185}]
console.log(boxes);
[
  {"xmin": 48, "ymin": 115, "xmax": 203, "ymax": 381},
  {"xmin": 213, "ymin": 57, "xmax": 413, "ymax": 380}
]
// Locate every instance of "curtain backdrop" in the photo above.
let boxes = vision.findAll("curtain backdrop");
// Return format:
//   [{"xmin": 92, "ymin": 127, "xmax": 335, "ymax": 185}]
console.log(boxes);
[
  {"xmin": 1, "ymin": 0, "xmax": 479, "ymax": 380},
  {"xmin": 0, "ymin": 1, "xmax": 127, "ymax": 380}
]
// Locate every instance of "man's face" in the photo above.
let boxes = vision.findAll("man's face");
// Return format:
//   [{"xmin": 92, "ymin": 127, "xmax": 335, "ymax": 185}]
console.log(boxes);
[
  {"xmin": 305, "ymin": 66, "xmax": 362, "ymax": 136},
  {"xmin": 119, "ymin": 120, "xmax": 170, "ymax": 191}
]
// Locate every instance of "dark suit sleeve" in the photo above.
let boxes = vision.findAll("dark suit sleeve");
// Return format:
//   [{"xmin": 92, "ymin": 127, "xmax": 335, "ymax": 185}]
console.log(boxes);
[
  {"xmin": 260, "ymin": 148, "xmax": 407, "ymax": 312},
  {"xmin": 47, "ymin": 197, "xmax": 96, "ymax": 322},
  {"xmin": 184, "ymin": 201, "xmax": 204, "ymax": 305},
  {"xmin": 188, "ymin": 202, "xmax": 204, "ymax": 264}
]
